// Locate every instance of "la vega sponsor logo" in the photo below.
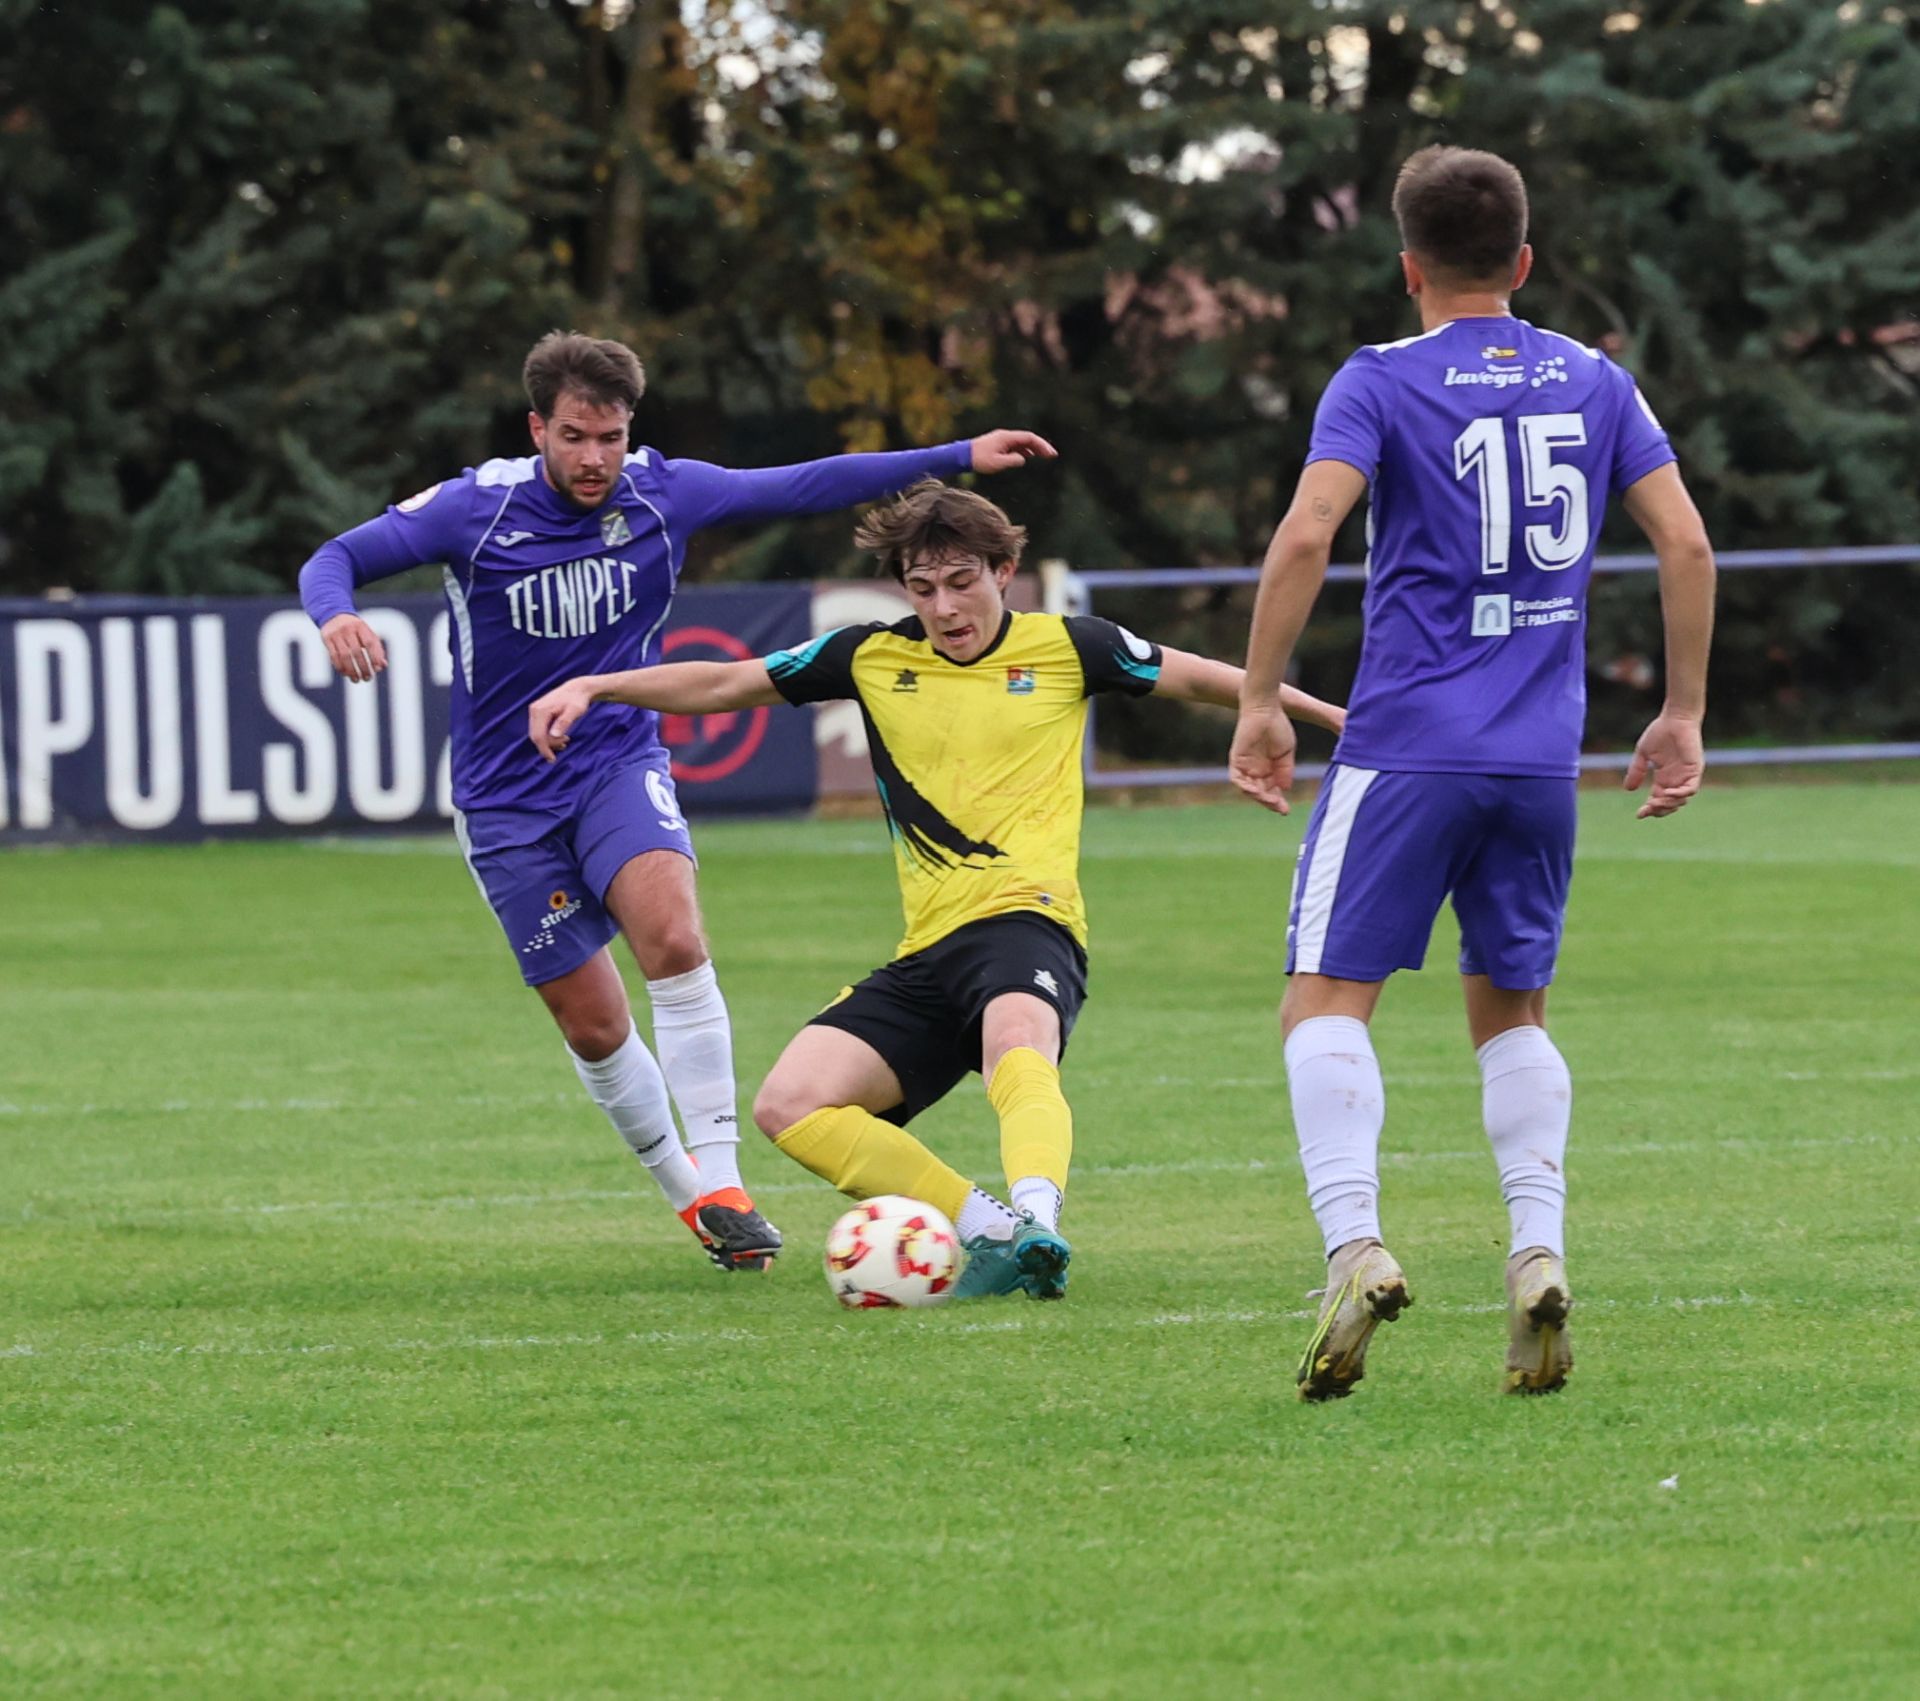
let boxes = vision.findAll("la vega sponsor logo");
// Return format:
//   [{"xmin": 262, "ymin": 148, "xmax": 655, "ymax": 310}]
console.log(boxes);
[{"xmin": 1444, "ymin": 365, "xmax": 1526, "ymax": 388}]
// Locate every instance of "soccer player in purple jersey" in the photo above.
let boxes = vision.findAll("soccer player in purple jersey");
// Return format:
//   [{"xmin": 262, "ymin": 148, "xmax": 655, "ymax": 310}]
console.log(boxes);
[
  {"xmin": 1231, "ymin": 147, "xmax": 1716, "ymax": 1399},
  {"xmin": 297, "ymin": 331, "xmax": 1055, "ymax": 1275}
]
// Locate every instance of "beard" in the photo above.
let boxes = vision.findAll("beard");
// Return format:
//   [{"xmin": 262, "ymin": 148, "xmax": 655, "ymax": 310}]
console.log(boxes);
[{"xmin": 546, "ymin": 450, "xmax": 612, "ymax": 509}]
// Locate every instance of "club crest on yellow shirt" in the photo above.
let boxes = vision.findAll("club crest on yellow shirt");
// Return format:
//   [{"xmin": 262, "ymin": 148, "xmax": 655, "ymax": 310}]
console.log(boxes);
[{"xmin": 1005, "ymin": 666, "xmax": 1036, "ymax": 695}]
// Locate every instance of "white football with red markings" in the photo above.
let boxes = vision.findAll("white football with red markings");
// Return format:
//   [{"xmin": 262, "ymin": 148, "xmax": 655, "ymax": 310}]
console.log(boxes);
[{"xmin": 823, "ymin": 1195, "xmax": 960, "ymax": 1310}]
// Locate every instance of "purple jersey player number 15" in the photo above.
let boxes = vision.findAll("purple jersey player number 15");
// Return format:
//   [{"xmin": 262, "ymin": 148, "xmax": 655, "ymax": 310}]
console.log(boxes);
[{"xmin": 1307, "ymin": 315, "xmax": 1675, "ymax": 779}]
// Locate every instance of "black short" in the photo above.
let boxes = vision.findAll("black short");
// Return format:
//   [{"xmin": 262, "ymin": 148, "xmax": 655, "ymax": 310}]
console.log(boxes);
[{"xmin": 807, "ymin": 912, "xmax": 1089, "ymax": 1124}]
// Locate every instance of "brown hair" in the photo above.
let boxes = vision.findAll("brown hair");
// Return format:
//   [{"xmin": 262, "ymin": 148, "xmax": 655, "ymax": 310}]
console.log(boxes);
[
  {"xmin": 522, "ymin": 331, "xmax": 646, "ymax": 418},
  {"xmin": 1391, "ymin": 146, "xmax": 1529, "ymax": 285},
  {"xmin": 853, "ymin": 479, "xmax": 1029, "ymax": 582}
]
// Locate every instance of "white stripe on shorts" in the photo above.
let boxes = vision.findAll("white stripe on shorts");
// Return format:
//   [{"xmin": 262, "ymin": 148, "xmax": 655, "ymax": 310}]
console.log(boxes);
[
  {"xmin": 451, "ymin": 810, "xmax": 492, "ymax": 906},
  {"xmin": 1292, "ymin": 765, "xmax": 1379, "ymax": 975}
]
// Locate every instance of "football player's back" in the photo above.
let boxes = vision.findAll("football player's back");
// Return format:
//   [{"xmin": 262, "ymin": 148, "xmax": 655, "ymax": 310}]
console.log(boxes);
[
  {"xmin": 1317, "ymin": 314, "xmax": 1674, "ymax": 780},
  {"xmin": 1233, "ymin": 145, "xmax": 1715, "ymax": 1403}
]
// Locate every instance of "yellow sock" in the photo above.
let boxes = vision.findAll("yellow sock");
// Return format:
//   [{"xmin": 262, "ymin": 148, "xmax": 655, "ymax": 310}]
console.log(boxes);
[
  {"xmin": 773, "ymin": 1105, "xmax": 972, "ymax": 1223},
  {"xmin": 989, "ymin": 1047, "xmax": 1073, "ymax": 1217}
]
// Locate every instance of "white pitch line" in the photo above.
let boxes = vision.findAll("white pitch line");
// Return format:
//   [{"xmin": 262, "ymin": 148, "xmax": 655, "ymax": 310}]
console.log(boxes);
[
  {"xmin": 285, "ymin": 832, "xmax": 1920, "ymax": 871},
  {"xmin": 1575, "ymin": 846, "xmax": 1920, "ymax": 869},
  {"xmin": 0, "ymin": 1090, "xmax": 581, "ymax": 1120},
  {"xmin": 1099, "ymin": 1067, "xmax": 1920, "ymax": 1090},
  {"xmin": 1, "ymin": 1293, "xmax": 1780, "ymax": 1365},
  {"xmin": 8, "ymin": 1128, "xmax": 1910, "ymax": 1228},
  {"xmin": 6, "ymin": 1067, "xmax": 1912, "ymax": 1123}
]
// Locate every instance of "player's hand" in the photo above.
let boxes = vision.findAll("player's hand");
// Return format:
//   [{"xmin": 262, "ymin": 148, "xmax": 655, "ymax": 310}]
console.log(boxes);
[
  {"xmin": 1625, "ymin": 711, "xmax": 1705, "ymax": 818},
  {"xmin": 1229, "ymin": 706, "xmax": 1297, "ymax": 815},
  {"xmin": 529, "ymin": 678, "xmax": 601, "ymax": 763},
  {"xmin": 969, "ymin": 429, "xmax": 1058, "ymax": 474},
  {"xmin": 320, "ymin": 613, "xmax": 386, "ymax": 683}
]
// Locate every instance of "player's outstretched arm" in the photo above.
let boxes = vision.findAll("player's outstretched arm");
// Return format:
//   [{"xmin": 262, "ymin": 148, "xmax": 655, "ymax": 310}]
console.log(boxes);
[
  {"xmin": 665, "ymin": 430, "xmax": 1058, "ymax": 532},
  {"xmin": 1152, "ymin": 649, "xmax": 1345, "ymax": 733},
  {"xmin": 1232, "ymin": 460, "xmax": 1367, "ymax": 814},
  {"xmin": 529, "ymin": 662, "xmax": 783, "ymax": 762},
  {"xmin": 1621, "ymin": 464, "xmax": 1716, "ymax": 819}
]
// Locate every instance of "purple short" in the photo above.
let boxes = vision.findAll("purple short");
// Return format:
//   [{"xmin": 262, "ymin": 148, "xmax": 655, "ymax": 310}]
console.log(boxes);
[
  {"xmin": 1286, "ymin": 766, "xmax": 1577, "ymax": 990},
  {"xmin": 454, "ymin": 748, "xmax": 696, "ymax": 986}
]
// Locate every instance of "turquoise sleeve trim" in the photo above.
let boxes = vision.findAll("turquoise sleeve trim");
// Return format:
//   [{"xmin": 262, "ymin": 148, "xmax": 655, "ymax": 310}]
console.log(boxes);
[{"xmin": 764, "ymin": 627, "xmax": 842, "ymax": 679}]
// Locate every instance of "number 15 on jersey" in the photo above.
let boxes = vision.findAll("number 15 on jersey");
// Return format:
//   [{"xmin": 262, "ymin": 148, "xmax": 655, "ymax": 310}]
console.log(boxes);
[{"xmin": 1453, "ymin": 413, "xmax": 1590, "ymax": 575}]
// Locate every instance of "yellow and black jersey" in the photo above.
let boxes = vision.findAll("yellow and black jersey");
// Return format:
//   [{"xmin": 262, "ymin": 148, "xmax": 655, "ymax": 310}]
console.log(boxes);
[{"xmin": 765, "ymin": 611, "xmax": 1163, "ymax": 957}]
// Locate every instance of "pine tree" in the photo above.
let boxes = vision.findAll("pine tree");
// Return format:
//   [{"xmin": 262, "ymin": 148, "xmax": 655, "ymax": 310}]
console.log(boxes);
[{"xmin": 1, "ymin": 0, "xmax": 1912, "ymax": 740}]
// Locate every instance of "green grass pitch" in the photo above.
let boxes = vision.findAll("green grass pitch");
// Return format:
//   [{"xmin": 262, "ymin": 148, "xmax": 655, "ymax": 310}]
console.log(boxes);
[{"xmin": 4, "ymin": 783, "xmax": 1917, "ymax": 1699}]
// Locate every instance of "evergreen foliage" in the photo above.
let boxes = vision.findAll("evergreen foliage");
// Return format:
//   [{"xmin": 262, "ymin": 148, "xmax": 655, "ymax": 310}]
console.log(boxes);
[{"xmin": 2, "ymin": 0, "xmax": 1914, "ymax": 738}]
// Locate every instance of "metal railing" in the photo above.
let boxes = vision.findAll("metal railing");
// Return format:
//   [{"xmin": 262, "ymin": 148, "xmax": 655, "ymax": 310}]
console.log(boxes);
[{"xmin": 1039, "ymin": 547, "xmax": 1920, "ymax": 788}]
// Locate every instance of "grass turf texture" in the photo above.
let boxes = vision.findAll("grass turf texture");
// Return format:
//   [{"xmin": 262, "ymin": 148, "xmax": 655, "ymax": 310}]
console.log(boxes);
[{"xmin": 4, "ymin": 783, "xmax": 1916, "ymax": 1699}]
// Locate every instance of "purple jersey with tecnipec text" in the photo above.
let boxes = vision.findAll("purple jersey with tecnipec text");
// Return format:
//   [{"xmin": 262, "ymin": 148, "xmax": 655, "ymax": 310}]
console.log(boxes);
[
  {"xmin": 298, "ymin": 442, "xmax": 971, "ymax": 812},
  {"xmin": 1308, "ymin": 315, "xmax": 1675, "ymax": 778}
]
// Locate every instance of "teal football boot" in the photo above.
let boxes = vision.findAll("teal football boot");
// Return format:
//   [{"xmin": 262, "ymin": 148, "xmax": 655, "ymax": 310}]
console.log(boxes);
[
  {"xmin": 1011, "ymin": 1216, "xmax": 1071, "ymax": 1301},
  {"xmin": 951, "ymin": 1232, "xmax": 1027, "ymax": 1300}
]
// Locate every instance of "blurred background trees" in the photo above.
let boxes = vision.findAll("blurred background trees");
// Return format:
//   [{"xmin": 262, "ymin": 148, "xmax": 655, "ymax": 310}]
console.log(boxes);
[{"xmin": 3, "ymin": 0, "xmax": 1916, "ymax": 742}]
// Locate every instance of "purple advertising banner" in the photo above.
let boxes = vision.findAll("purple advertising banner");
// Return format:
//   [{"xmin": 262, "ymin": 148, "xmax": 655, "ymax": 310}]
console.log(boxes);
[{"xmin": 0, "ymin": 585, "xmax": 817, "ymax": 844}]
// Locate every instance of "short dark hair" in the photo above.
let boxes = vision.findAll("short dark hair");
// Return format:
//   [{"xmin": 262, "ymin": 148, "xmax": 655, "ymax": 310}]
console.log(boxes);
[
  {"xmin": 1391, "ymin": 146, "xmax": 1529, "ymax": 284},
  {"xmin": 853, "ymin": 479, "xmax": 1029, "ymax": 582},
  {"xmin": 522, "ymin": 331, "xmax": 646, "ymax": 418}
]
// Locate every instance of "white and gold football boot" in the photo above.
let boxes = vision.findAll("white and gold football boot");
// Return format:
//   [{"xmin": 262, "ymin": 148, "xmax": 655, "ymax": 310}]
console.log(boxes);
[
  {"xmin": 1503, "ymin": 1246, "xmax": 1573, "ymax": 1394},
  {"xmin": 1296, "ymin": 1238, "xmax": 1412, "ymax": 1402}
]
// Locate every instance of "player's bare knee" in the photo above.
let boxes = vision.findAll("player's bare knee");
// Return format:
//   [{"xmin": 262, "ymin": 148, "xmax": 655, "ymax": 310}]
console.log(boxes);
[
  {"xmin": 639, "ymin": 931, "xmax": 708, "ymax": 982},
  {"xmin": 987, "ymin": 1028, "xmax": 1054, "ymax": 1080},
  {"xmin": 1463, "ymin": 980, "xmax": 1547, "ymax": 1050},
  {"xmin": 1278, "ymin": 983, "xmax": 1306, "ymax": 1039},
  {"xmin": 1015, "ymin": 1014, "xmax": 1057, "ymax": 1053},
  {"xmin": 554, "ymin": 1002, "xmax": 630, "ymax": 1061},
  {"xmin": 752, "ymin": 1075, "xmax": 815, "ymax": 1140}
]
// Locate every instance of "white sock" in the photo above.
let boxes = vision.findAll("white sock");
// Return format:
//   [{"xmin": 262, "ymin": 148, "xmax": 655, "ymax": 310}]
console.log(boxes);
[
  {"xmin": 1010, "ymin": 1177, "xmax": 1063, "ymax": 1231},
  {"xmin": 646, "ymin": 961, "xmax": 742, "ymax": 1195},
  {"xmin": 1284, "ymin": 1015, "xmax": 1386, "ymax": 1258},
  {"xmin": 955, "ymin": 1188, "xmax": 1021, "ymax": 1243},
  {"xmin": 571, "ymin": 1024, "xmax": 701, "ymax": 1213},
  {"xmin": 1479, "ymin": 1024, "xmax": 1570, "ymax": 1257}
]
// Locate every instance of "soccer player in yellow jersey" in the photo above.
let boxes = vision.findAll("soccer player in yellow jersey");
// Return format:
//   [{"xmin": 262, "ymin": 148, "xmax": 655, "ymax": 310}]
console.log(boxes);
[{"xmin": 530, "ymin": 481, "xmax": 1343, "ymax": 1298}]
